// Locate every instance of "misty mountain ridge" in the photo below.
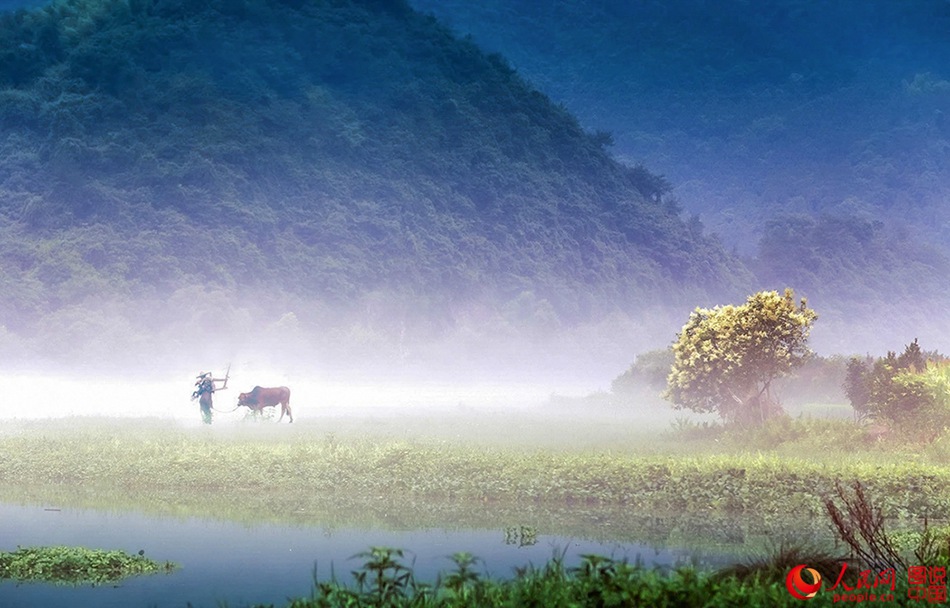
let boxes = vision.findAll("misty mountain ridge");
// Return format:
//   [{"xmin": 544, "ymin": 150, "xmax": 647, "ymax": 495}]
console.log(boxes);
[
  {"xmin": 409, "ymin": 0, "xmax": 950, "ymax": 251},
  {"xmin": 408, "ymin": 0, "xmax": 950, "ymax": 356},
  {"xmin": 0, "ymin": 0, "xmax": 946, "ymax": 375},
  {"xmin": 0, "ymin": 0, "xmax": 753, "ymax": 372}
]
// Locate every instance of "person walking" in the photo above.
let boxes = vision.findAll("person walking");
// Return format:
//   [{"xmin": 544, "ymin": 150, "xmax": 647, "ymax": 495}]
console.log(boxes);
[{"xmin": 192, "ymin": 371, "xmax": 225, "ymax": 424}]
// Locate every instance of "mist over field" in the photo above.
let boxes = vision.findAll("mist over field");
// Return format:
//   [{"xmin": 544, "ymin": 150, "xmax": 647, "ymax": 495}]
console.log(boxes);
[{"xmin": 0, "ymin": 368, "xmax": 580, "ymax": 421}]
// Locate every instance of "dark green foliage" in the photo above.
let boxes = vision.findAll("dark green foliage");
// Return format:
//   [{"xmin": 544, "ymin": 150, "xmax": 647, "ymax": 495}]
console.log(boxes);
[
  {"xmin": 347, "ymin": 547, "xmax": 421, "ymax": 605},
  {"xmin": 844, "ymin": 357, "xmax": 874, "ymax": 421},
  {"xmin": 275, "ymin": 545, "xmax": 930, "ymax": 607},
  {"xmin": 0, "ymin": 545, "xmax": 177, "ymax": 585},
  {"xmin": 754, "ymin": 214, "xmax": 950, "ymax": 307},
  {"xmin": 842, "ymin": 340, "xmax": 950, "ymax": 432},
  {"xmin": 897, "ymin": 339, "xmax": 927, "ymax": 373},
  {"xmin": 410, "ymin": 0, "xmax": 950, "ymax": 251},
  {"xmin": 0, "ymin": 0, "xmax": 748, "ymax": 362},
  {"xmin": 287, "ymin": 549, "xmax": 790, "ymax": 607}
]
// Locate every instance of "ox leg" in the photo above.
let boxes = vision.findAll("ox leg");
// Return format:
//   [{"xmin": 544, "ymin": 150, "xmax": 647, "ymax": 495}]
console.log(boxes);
[{"xmin": 281, "ymin": 401, "xmax": 293, "ymax": 423}]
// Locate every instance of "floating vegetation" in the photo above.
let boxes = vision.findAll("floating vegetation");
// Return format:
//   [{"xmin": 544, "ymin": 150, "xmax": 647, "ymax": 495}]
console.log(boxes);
[
  {"xmin": 0, "ymin": 546, "xmax": 177, "ymax": 585},
  {"xmin": 503, "ymin": 525, "xmax": 538, "ymax": 547}
]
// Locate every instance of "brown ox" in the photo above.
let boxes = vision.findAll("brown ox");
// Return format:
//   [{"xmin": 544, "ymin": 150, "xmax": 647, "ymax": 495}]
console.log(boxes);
[{"xmin": 237, "ymin": 386, "xmax": 293, "ymax": 422}]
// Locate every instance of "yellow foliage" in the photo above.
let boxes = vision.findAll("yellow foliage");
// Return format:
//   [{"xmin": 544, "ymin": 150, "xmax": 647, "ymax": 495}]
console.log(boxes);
[{"xmin": 665, "ymin": 289, "xmax": 817, "ymax": 423}]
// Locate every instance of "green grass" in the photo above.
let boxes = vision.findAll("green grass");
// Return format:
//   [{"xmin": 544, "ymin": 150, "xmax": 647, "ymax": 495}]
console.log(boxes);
[
  {"xmin": 0, "ymin": 545, "xmax": 177, "ymax": 585},
  {"xmin": 2, "ymin": 416, "xmax": 950, "ymax": 525}
]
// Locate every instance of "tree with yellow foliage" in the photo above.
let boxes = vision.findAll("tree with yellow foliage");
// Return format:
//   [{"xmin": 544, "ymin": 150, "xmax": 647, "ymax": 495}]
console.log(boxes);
[{"xmin": 665, "ymin": 289, "xmax": 817, "ymax": 426}]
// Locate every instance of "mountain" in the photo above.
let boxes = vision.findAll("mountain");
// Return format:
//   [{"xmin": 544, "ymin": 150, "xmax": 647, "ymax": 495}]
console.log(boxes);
[
  {"xmin": 409, "ymin": 0, "xmax": 950, "ymax": 248},
  {"xmin": 0, "ymin": 0, "xmax": 748, "ymax": 370},
  {"xmin": 0, "ymin": 1, "xmax": 47, "ymax": 10},
  {"xmin": 409, "ymin": 0, "xmax": 950, "ymax": 355}
]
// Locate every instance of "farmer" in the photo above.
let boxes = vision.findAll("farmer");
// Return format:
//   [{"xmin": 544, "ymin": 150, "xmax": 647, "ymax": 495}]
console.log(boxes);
[{"xmin": 192, "ymin": 371, "xmax": 226, "ymax": 424}]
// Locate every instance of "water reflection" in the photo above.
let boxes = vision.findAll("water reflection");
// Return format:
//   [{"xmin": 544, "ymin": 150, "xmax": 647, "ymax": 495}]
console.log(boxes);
[{"xmin": 0, "ymin": 502, "xmax": 745, "ymax": 608}]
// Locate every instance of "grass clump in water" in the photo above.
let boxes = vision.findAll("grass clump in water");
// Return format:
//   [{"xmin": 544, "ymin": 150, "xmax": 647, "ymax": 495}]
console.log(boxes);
[{"xmin": 0, "ymin": 545, "xmax": 177, "ymax": 585}]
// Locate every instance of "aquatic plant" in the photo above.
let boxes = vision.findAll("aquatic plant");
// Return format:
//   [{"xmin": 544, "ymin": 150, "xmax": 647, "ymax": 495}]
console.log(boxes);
[
  {"xmin": 0, "ymin": 545, "xmax": 177, "ymax": 585},
  {"xmin": 349, "ymin": 547, "xmax": 420, "ymax": 605},
  {"xmin": 824, "ymin": 479, "xmax": 950, "ymax": 573}
]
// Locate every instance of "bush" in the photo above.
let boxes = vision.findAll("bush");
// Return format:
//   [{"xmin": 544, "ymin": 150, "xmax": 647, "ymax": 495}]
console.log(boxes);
[
  {"xmin": 612, "ymin": 348, "xmax": 673, "ymax": 395},
  {"xmin": 843, "ymin": 340, "xmax": 950, "ymax": 436}
]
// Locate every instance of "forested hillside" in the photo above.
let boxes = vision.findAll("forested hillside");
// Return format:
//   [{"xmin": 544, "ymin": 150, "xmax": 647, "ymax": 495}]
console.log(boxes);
[
  {"xmin": 409, "ymin": 0, "xmax": 950, "ymax": 244},
  {"xmin": 410, "ymin": 0, "xmax": 950, "ymax": 354},
  {"xmin": 0, "ymin": 0, "xmax": 748, "ymax": 370}
]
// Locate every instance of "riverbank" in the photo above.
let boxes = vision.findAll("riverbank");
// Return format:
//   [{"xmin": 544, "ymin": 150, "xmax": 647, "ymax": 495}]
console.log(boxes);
[{"xmin": 3, "ymin": 415, "xmax": 949, "ymax": 606}]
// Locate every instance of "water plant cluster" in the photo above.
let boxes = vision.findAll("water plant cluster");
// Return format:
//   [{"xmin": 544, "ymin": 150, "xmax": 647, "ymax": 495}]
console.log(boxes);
[
  {"xmin": 0, "ymin": 545, "xmax": 176, "ymax": 585},
  {"xmin": 262, "ymin": 481, "xmax": 950, "ymax": 606}
]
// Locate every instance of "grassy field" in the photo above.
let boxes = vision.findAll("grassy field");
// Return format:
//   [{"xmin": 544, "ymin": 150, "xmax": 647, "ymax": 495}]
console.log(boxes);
[
  {"xmin": 3, "ymin": 404, "xmax": 950, "ymax": 606},
  {"xmin": 2, "ymin": 407, "xmax": 949, "ymax": 525}
]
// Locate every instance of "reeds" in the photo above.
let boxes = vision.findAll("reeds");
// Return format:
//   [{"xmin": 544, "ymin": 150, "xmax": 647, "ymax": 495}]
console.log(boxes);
[
  {"xmin": 824, "ymin": 480, "xmax": 907, "ymax": 572},
  {"xmin": 824, "ymin": 479, "xmax": 950, "ymax": 572}
]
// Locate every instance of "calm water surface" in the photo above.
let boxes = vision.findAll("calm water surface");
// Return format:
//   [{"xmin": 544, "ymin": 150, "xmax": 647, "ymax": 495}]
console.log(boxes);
[{"xmin": 0, "ymin": 502, "xmax": 737, "ymax": 608}]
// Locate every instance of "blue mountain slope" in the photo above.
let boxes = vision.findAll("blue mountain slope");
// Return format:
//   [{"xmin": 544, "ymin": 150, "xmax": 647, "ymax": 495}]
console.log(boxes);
[{"xmin": 0, "ymin": 0, "xmax": 748, "ymax": 365}]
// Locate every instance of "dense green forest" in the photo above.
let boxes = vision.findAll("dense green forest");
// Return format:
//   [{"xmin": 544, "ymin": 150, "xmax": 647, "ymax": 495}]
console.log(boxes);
[
  {"xmin": 410, "ymin": 0, "xmax": 950, "ymax": 355},
  {"xmin": 0, "ymin": 0, "xmax": 751, "ymax": 369},
  {"xmin": 1, "ymin": 0, "xmax": 948, "ymax": 372}
]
